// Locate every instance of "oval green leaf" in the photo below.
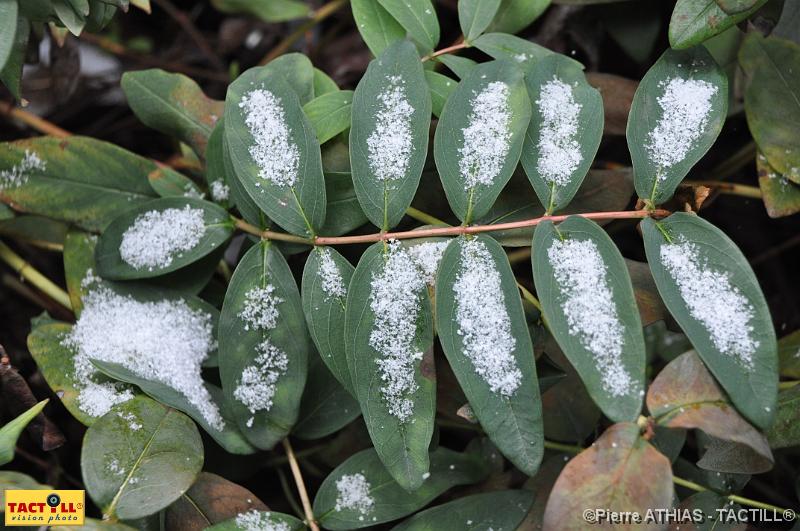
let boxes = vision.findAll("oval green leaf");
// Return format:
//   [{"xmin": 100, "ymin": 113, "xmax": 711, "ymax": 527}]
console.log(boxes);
[
  {"xmin": 218, "ymin": 240, "xmax": 310, "ymax": 449},
  {"xmin": 435, "ymin": 234, "xmax": 544, "ymax": 475},
  {"xmin": 740, "ymin": 33, "xmax": 800, "ymax": 182},
  {"xmin": 121, "ymin": 69, "xmax": 223, "ymax": 157},
  {"xmin": 641, "ymin": 212, "xmax": 777, "ymax": 429},
  {"xmin": 91, "ymin": 360, "xmax": 255, "ymax": 455},
  {"xmin": 434, "ymin": 60, "xmax": 531, "ymax": 224},
  {"xmin": 301, "ymin": 245, "xmax": 354, "ymax": 393},
  {"xmin": 471, "ymin": 33, "xmax": 553, "ymax": 72},
  {"xmin": 350, "ymin": 40, "xmax": 431, "ymax": 230},
  {"xmin": 219, "ymin": 119, "xmax": 270, "ymax": 229},
  {"xmin": 81, "ymin": 396, "xmax": 203, "ymax": 521},
  {"xmin": 351, "ymin": 0, "xmax": 405, "ymax": 57},
  {"xmin": 344, "ymin": 241, "xmax": 436, "ymax": 491},
  {"xmin": 261, "ymin": 53, "xmax": 315, "ymax": 105},
  {"xmin": 521, "ymin": 54, "xmax": 603, "ymax": 213},
  {"xmin": 627, "ymin": 47, "xmax": 727, "ymax": 206},
  {"xmin": 425, "ymin": 70, "xmax": 456, "ymax": 118},
  {"xmin": 669, "ymin": 0, "xmax": 766, "ymax": 49},
  {"xmin": 0, "ymin": 136, "xmax": 158, "ymax": 231},
  {"xmin": 459, "ymin": 0, "xmax": 501, "ymax": 43},
  {"xmin": 225, "ymin": 66, "xmax": 326, "ymax": 237},
  {"xmin": 303, "ymin": 89, "xmax": 353, "ymax": 145},
  {"xmin": 94, "ymin": 197, "xmax": 234, "ymax": 280},
  {"xmin": 391, "ymin": 490, "xmax": 533, "ymax": 531},
  {"xmin": 532, "ymin": 217, "xmax": 645, "ymax": 422},
  {"xmin": 313, "ymin": 447, "xmax": 488, "ymax": 530},
  {"xmin": 377, "ymin": 0, "xmax": 439, "ymax": 54},
  {"xmin": 486, "ymin": 0, "xmax": 551, "ymax": 35}
]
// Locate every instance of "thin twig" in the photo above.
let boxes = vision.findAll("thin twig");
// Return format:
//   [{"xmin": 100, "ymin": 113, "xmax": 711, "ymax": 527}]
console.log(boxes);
[
  {"xmin": 422, "ymin": 41, "xmax": 469, "ymax": 62},
  {"xmin": 0, "ymin": 101, "xmax": 70, "ymax": 138},
  {"xmin": 259, "ymin": 0, "xmax": 350, "ymax": 65},
  {"xmin": 151, "ymin": 0, "xmax": 226, "ymax": 71},
  {"xmin": 405, "ymin": 206, "xmax": 449, "ymax": 227},
  {"xmin": 282, "ymin": 439, "xmax": 320, "ymax": 531},
  {"xmin": 0, "ymin": 241, "xmax": 72, "ymax": 310}
]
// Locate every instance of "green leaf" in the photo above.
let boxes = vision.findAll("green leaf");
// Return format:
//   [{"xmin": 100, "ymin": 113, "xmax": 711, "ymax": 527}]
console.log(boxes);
[
  {"xmin": 642, "ymin": 213, "xmax": 778, "ymax": 429},
  {"xmin": 435, "ymin": 54, "xmax": 477, "ymax": 79},
  {"xmin": 521, "ymin": 54, "xmax": 603, "ymax": 213},
  {"xmin": 778, "ymin": 329, "xmax": 800, "ymax": 378},
  {"xmin": 0, "ymin": 215, "xmax": 68, "ymax": 248},
  {"xmin": 627, "ymin": 47, "xmax": 727, "ymax": 205},
  {"xmin": 210, "ymin": 0, "xmax": 310, "ymax": 22},
  {"xmin": 301, "ymin": 246, "xmax": 354, "ymax": 393},
  {"xmin": 425, "ymin": 70, "xmax": 456, "ymax": 118},
  {"xmin": 320, "ymin": 164, "xmax": 369, "ymax": 236},
  {"xmin": 0, "ymin": 14, "xmax": 28, "ymax": 100},
  {"xmin": 471, "ymin": 33, "xmax": 553, "ymax": 71},
  {"xmin": 261, "ymin": 53, "xmax": 316, "ymax": 105},
  {"xmin": 351, "ymin": 0, "xmax": 406, "ymax": 57},
  {"xmin": 647, "ymin": 350, "xmax": 773, "ymax": 472},
  {"xmin": 766, "ymin": 385, "xmax": 800, "ymax": 449},
  {"xmin": 377, "ymin": 0, "xmax": 439, "ymax": 54},
  {"xmin": 91, "ymin": 360, "xmax": 255, "ymax": 455},
  {"xmin": 293, "ymin": 348, "xmax": 361, "ymax": 440},
  {"xmin": 740, "ymin": 33, "xmax": 800, "ymax": 182},
  {"xmin": 345, "ymin": 241, "xmax": 436, "ymax": 490},
  {"xmin": 391, "ymin": 490, "xmax": 533, "ymax": 531},
  {"xmin": 218, "ymin": 241, "xmax": 309, "ymax": 449},
  {"xmin": 303, "ymin": 90, "xmax": 354, "ymax": 145},
  {"xmin": 532, "ymin": 217, "xmax": 645, "ymax": 422},
  {"xmin": 486, "ymin": 0, "xmax": 551, "ymax": 35},
  {"xmin": 225, "ymin": 66, "xmax": 326, "ymax": 237},
  {"xmin": 669, "ymin": 0, "xmax": 767, "ymax": 49},
  {"xmin": 218, "ymin": 119, "xmax": 269, "ymax": 229},
  {"xmin": 205, "ymin": 118, "xmax": 232, "ymax": 207},
  {"xmin": 0, "ymin": 0, "xmax": 19, "ymax": 71},
  {"xmin": 543, "ymin": 423, "xmax": 674, "ymax": 530},
  {"xmin": 63, "ymin": 229, "xmax": 96, "ymax": 315},
  {"xmin": 164, "ymin": 472, "xmax": 268, "ymax": 529},
  {"xmin": 435, "ymin": 234, "xmax": 544, "ymax": 475},
  {"xmin": 146, "ymin": 164, "xmax": 203, "ymax": 199},
  {"xmin": 0, "ymin": 136, "xmax": 158, "ymax": 231},
  {"xmin": 313, "ymin": 447, "xmax": 488, "ymax": 530},
  {"xmin": 477, "ymin": 167, "xmax": 635, "ymax": 246},
  {"xmin": 459, "ymin": 0, "xmax": 501, "ymax": 42},
  {"xmin": 757, "ymin": 152, "xmax": 800, "ymax": 218},
  {"xmin": 206, "ymin": 511, "xmax": 306, "ymax": 531},
  {"xmin": 0, "ymin": 399, "xmax": 48, "ymax": 466},
  {"xmin": 434, "ymin": 60, "xmax": 531, "ymax": 224},
  {"xmin": 350, "ymin": 40, "xmax": 431, "ymax": 230},
  {"xmin": 28, "ymin": 322, "xmax": 135, "ymax": 426},
  {"xmin": 314, "ymin": 67, "xmax": 340, "ymax": 96},
  {"xmin": 52, "ymin": 0, "xmax": 86, "ymax": 35},
  {"xmin": 94, "ymin": 197, "xmax": 234, "ymax": 280},
  {"xmin": 121, "ymin": 70, "xmax": 224, "ymax": 158},
  {"xmin": 81, "ymin": 396, "xmax": 203, "ymax": 520}
]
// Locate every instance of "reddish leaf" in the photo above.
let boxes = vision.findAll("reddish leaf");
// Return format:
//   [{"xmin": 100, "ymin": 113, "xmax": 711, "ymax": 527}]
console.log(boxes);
[{"xmin": 543, "ymin": 423, "xmax": 673, "ymax": 531}]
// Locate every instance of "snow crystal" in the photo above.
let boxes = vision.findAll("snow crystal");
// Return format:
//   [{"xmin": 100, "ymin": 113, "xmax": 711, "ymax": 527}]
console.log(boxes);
[
  {"xmin": 318, "ymin": 248, "xmax": 347, "ymax": 299},
  {"xmin": 367, "ymin": 75, "xmax": 414, "ymax": 184},
  {"xmin": 536, "ymin": 77, "xmax": 582, "ymax": 186},
  {"xmin": 454, "ymin": 238, "xmax": 521, "ymax": 396},
  {"xmin": 234, "ymin": 338, "xmax": 289, "ymax": 424},
  {"xmin": 646, "ymin": 77, "xmax": 718, "ymax": 173},
  {"xmin": 108, "ymin": 459, "xmax": 125, "ymax": 475},
  {"xmin": 210, "ymin": 180, "xmax": 230, "ymax": 202},
  {"xmin": 458, "ymin": 81, "xmax": 512, "ymax": 189},
  {"xmin": 660, "ymin": 241, "xmax": 758, "ymax": 368},
  {"xmin": 63, "ymin": 287, "xmax": 224, "ymax": 429},
  {"xmin": 369, "ymin": 241, "xmax": 426, "ymax": 421},
  {"xmin": 407, "ymin": 241, "xmax": 449, "ymax": 285},
  {"xmin": 182, "ymin": 184, "xmax": 204, "ymax": 200},
  {"xmin": 239, "ymin": 285, "xmax": 283, "ymax": 331},
  {"xmin": 547, "ymin": 238, "xmax": 632, "ymax": 397},
  {"xmin": 119, "ymin": 206, "xmax": 205, "ymax": 270},
  {"xmin": 0, "ymin": 150, "xmax": 46, "ymax": 191},
  {"xmin": 239, "ymin": 88, "xmax": 299, "ymax": 187},
  {"xmin": 334, "ymin": 473, "xmax": 374, "ymax": 515},
  {"xmin": 235, "ymin": 510, "xmax": 290, "ymax": 531},
  {"xmin": 117, "ymin": 411, "xmax": 142, "ymax": 431}
]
